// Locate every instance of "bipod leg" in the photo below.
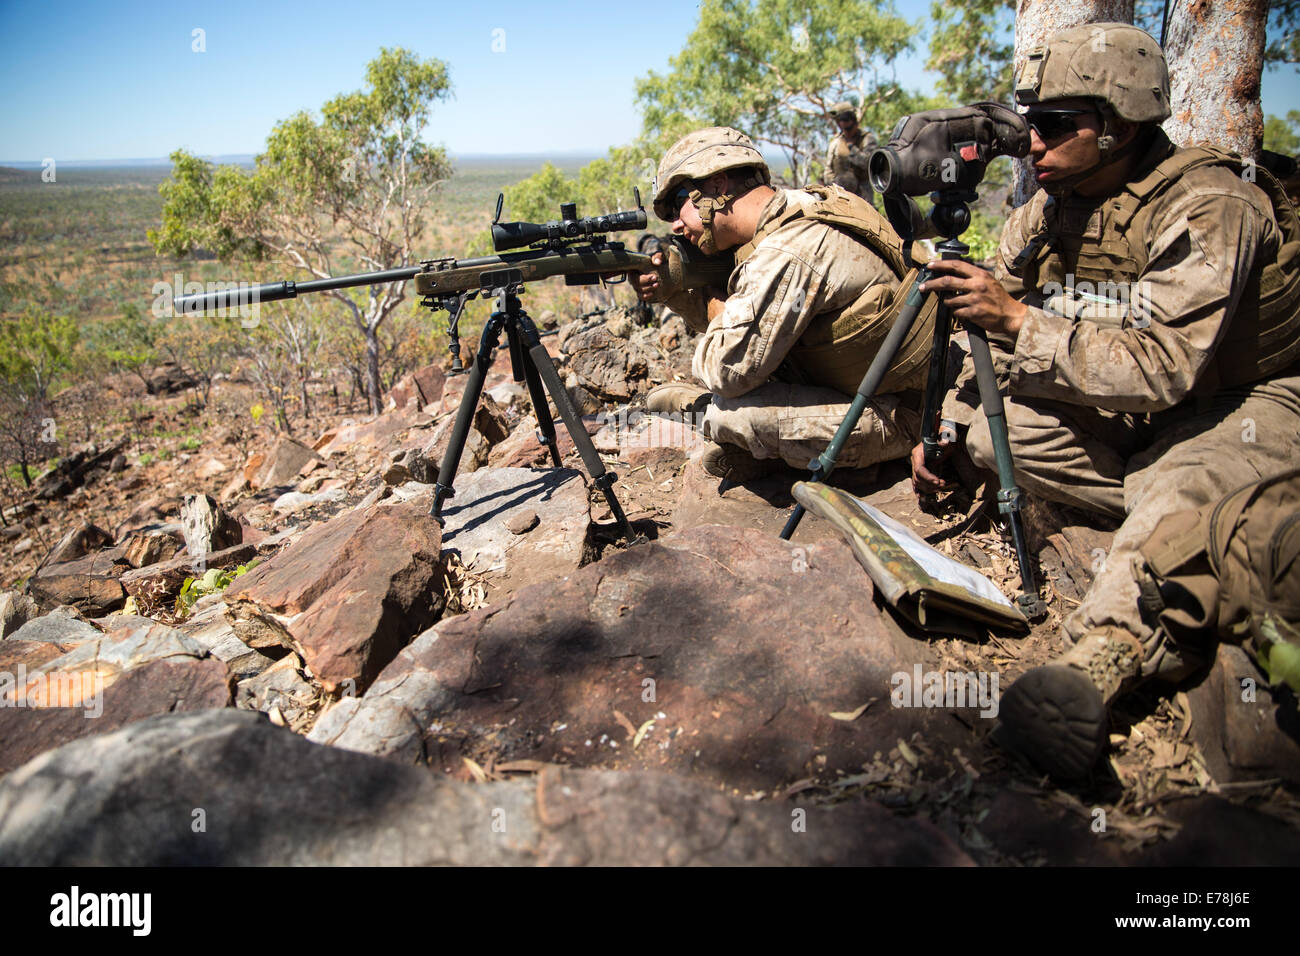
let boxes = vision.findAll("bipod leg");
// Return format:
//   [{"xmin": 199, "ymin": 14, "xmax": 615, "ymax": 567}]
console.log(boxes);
[
  {"xmin": 510, "ymin": 304, "xmax": 640, "ymax": 545},
  {"xmin": 506, "ymin": 321, "xmax": 562, "ymax": 468},
  {"xmin": 780, "ymin": 269, "xmax": 932, "ymax": 540},
  {"xmin": 431, "ymin": 308, "xmax": 506, "ymax": 522},
  {"xmin": 967, "ymin": 325, "xmax": 1046, "ymax": 618}
]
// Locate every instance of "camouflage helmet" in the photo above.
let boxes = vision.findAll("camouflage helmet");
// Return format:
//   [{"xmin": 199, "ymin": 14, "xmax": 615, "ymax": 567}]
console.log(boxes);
[
  {"xmin": 652, "ymin": 127, "xmax": 770, "ymax": 221},
  {"xmin": 1015, "ymin": 22, "xmax": 1171, "ymax": 123},
  {"xmin": 830, "ymin": 100, "xmax": 858, "ymax": 121}
]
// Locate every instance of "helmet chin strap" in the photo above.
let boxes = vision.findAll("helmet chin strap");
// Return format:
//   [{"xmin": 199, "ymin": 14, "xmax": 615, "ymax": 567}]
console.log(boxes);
[{"xmin": 688, "ymin": 171, "xmax": 768, "ymax": 254}]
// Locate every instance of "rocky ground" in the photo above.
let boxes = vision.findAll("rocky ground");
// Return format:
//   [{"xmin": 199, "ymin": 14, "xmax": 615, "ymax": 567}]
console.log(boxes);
[{"xmin": 0, "ymin": 308, "xmax": 1296, "ymax": 866}]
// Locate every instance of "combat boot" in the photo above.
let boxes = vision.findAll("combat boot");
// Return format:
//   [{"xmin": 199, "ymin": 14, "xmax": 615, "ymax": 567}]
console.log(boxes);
[
  {"xmin": 700, "ymin": 441, "xmax": 782, "ymax": 484},
  {"xmin": 996, "ymin": 626, "xmax": 1144, "ymax": 780},
  {"xmin": 646, "ymin": 382, "xmax": 710, "ymax": 417}
]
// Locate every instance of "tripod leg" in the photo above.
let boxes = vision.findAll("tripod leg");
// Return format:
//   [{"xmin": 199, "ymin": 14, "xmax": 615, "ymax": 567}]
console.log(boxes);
[
  {"xmin": 506, "ymin": 321, "xmax": 562, "ymax": 468},
  {"xmin": 512, "ymin": 310, "xmax": 639, "ymax": 544},
  {"xmin": 967, "ymin": 326, "xmax": 1046, "ymax": 618},
  {"xmin": 919, "ymin": 298, "xmax": 955, "ymax": 474},
  {"xmin": 431, "ymin": 310, "xmax": 505, "ymax": 521},
  {"xmin": 780, "ymin": 271, "xmax": 930, "ymax": 540}
]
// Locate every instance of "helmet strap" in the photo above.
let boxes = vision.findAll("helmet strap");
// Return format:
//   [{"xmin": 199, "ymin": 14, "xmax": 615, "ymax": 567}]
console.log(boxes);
[{"xmin": 688, "ymin": 170, "xmax": 768, "ymax": 255}]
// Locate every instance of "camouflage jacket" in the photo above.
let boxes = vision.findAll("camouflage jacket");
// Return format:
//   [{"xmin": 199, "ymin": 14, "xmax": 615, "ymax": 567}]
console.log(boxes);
[
  {"xmin": 944, "ymin": 131, "xmax": 1293, "ymax": 424},
  {"xmin": 824, "ymin": 130, "xmax": 877, "ymax": 202},
  {"xmin": 673, "ymin": 188, "xmax": 898, "ymax": 398}
]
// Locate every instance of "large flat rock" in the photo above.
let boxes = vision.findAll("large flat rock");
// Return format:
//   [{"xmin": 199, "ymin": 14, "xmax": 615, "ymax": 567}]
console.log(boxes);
[
  {"xmin": 311, "ymin": 525, "xmax": 988, "ymax": 792},
  {"xmin": 0, "ymin": 709, "xmax": 972, "ymax": 865},
  {"xmin": 435, "ymin": 466, "xmax": 594, "ymax": 593}
]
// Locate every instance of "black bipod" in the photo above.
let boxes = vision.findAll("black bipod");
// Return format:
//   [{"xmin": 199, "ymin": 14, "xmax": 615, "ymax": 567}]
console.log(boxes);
[
  {"xmin": 779, "ymin": 190, "xmax": 1046, "ymax": 619},
  {"xmin": 429, "ymin": 282, "xmax": 640, "ymax": 545}
]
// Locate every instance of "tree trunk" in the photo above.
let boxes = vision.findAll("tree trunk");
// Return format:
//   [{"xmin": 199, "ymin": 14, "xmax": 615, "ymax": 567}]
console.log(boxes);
[
  {"xmin": 1012, "ymin": 0, "xmax": 1136, "ymax": 206},
  {"xmin": 1164, "ymin": 0, "xmax": 1267, "ymax": 157},
  {"xmin": 365, "ymin": 324, "xmax": 383, "ymax": 416}
]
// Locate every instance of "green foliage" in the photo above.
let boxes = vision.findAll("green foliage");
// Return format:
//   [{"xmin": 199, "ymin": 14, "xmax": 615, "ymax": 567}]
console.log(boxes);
[
  {"xmin": 88, "ymin": 304, "xmax": 159, "ymax": 383},
  {"xmin": 635, "ymin": 0, "xmax": 924, "ymax": 186},
  {"xmin": 1264, "ymin": 111, "xmax": 1300, "ymax": 155},
  {"xmin": 0, "ymin": 307, "xmax": 79, "ymax": 402},
  {"xmin": 175, "ymin": 561, "xmax": 259, "ymax": 618},
  {"xmin": 925, "ymin": 0, "xmax": 1014, "ymax": 105},
  {"xmin": 1265, "ymin": 0, "xmax": 1299, "ymax": 67}
]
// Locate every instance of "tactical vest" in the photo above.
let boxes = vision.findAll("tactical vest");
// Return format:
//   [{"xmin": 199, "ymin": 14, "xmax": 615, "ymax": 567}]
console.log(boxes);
[
  {"xmin": 734, "ymin": 185, "xmax": 936, "ymax": 396},
  {"xmin": 1013, "ymin": 142, "xmax": 1300, "ymax": 391}
]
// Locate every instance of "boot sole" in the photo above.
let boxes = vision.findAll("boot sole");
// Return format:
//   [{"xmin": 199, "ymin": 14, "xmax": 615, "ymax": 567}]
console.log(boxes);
[{"xmin": 997, "ymin": 665, "xmax": 1108, "ymax": 781}]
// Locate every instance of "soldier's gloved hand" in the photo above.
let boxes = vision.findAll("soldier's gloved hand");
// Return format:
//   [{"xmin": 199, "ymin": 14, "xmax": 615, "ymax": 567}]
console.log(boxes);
[
  {"xmin": 910, "ymin": 427, "xmax": 958, "ymax": 496},
  {"xmin": 634, "ymin": 252, "xmax": 667, "ymax": 302},
  {"xmin": 920, "ymin": 259, "xmax": 1029, "ymax": 337}
]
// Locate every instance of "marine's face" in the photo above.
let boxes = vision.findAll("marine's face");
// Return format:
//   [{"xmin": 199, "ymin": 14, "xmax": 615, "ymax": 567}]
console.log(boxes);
[
  {"xmin": 1024, "ymin": 97, "xmax": 1103, "ymax": 187},
  {"xmin": 669, "ymin": 186, "xmax": 705, "ymax": 245}
]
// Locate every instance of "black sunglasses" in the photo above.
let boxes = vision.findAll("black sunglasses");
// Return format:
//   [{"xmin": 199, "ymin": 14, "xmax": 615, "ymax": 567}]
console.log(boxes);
[
  {"xmin": 1026, "ymin": 108, "xmax": 1093, "ymax": 141},
  {"xmin": 669, "ymin": 186, "xmax": 692, "ymax": 217}
]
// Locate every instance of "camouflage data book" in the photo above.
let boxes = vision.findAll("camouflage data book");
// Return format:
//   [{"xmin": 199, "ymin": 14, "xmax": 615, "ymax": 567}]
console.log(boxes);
[{"xmin": 792, "ymin": 482, "xmax": 1030, "ymax": 634}]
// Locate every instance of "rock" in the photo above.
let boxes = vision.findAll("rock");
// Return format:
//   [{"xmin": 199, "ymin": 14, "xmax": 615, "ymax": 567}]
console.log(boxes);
[
  {"xmin": 506, "ymin": 510, "xmax": 539, "ymax": 535},
  {"xmin": 180, "ymin": 493, "xmax": 242, "ymax": 558},
  {"xmin": 0, "ymin": 622, "xmax": 231, "ymax": 774},
  {"xmin": 1185, "ymin": 643, "xmax": 1300, "ymax": 785},
  {"xmin": 271, "ymin": 487, "xmax": 346, "ymax": 515},
  {"xmin": 145, "ymin": 362, "xmax": 196, "ymax": 395},
  {"xmin": 486, "ymin": 382, "xmax": 527, "ymax": 409},
  {"xmin": 173, "ymin": 599, "xmax": 274, "ymax": 681},
  {"xmin": 121, "ymin": 529, "xmax": 181, "ymax": 569},
  {"xmin": 419, "ymin": 417, "xmax": 490, "ymax": 474},
  {"xmin": 195, "ymin": 457, "xmax": 228, "ymax": 480},
  {"xmin": 33, "ymin": 442, "xmax": 126, "ymax": 501},
  {"xmin": 26, "ymin": 571, "xmax": 126, "ymax": 617},
  {"xmin": 11, "ymin": 538, "xmax": 32, "ymax": 555},
  {"xmin": 236, "ymin": 654, "xmax": 315, "ymax": 724},
  {"xmin": 436, "ymin": 466, "xmax": 592, "ymax": 593},
  {"xmin": 604, "ymin": 312, "xmax": 633, "ymax": 339},
  {"xmin": 109, "ymin": 454, "xmax": 128, "ymax": 473},
  {"xmin": 222, "ymin": 499, "xmax": 445, "ymax": 693},
  {"xmin": 314, "ymin": 407, "xmax": 427, "ymax": 460},
  {"xmin": 113, "ymin": 496, "xmax": 178, "ymax": 539},
  {"xmin": 7, "ymin": 614, "xmax": 102, "ymax": 647},
  {"xmin": 38, "ymin": 520, "xmax": 113, "ymax": 570},
  {"xmin": 311, "ymin": 525, "xmax": 982, "ymax": 791},
  {"xmin": 219, "ymin": 473, "xmax": 250, "ymax": 503},
  {"xmin": 472, "ymin": 393, "xmax": 512, "ymax": 444},
  {"xmin": 0, "ymin": 591, "xmax": 40, "ymax": 637},
  {"xmin": 0, "ymin": 710, "xmax": 972, "ymax": 865},
  {"xmin": 487, "ymin": 416, "xmax": 577, "ymax": 469},
  {"xmin": 386, "ymin": 364, "xmax": 446, "ymax": 413},
  {"xmin": 119, "ymin": 542, "xmax": 258, "ymax": 614},
  {"xmin": 562, "ymin": 324, "xmax": 673, "ymax": 404},
  {"xmin": 253, "ymin": 437, "xmax": 324, "ymax": 490},
  {"xmin": 1141, "ymin": 795, "xmax": 1300, "ymax": 865}
]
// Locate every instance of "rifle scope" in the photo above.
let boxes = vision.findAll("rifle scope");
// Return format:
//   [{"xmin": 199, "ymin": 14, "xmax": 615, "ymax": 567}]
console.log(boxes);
[{"xmin": 492, "ymin": 201, "xmax": 647, "ymax": 253}]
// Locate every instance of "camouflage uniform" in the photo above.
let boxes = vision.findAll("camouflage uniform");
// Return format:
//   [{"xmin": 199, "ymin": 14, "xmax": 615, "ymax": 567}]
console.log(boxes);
[
  {"xmin": 825, "ymin": 130, "xmax": 878, "ymax": 205},
  {"xmin": 674, "ymin": 187, "xmax": 922, "ymax": 469},
  {"xmin": 943, "ymin": 126, "xmax": 1300, "ymax": 671}
]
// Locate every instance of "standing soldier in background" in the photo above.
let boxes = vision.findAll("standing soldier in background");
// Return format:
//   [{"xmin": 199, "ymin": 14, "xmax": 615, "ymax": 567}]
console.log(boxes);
[
  {"xmin": 824, "ymin": 101, "xmax": 877, "ymax": 206},
  {"xmin": 910, "ymin": 23, "xmax": 1300, "ymax": 780}
]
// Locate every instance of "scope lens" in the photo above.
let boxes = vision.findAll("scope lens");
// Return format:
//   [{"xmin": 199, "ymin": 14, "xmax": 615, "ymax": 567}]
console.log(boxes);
[{"xmin": 868, "ymin": 148, "xmax": 901, "ymax": 196}]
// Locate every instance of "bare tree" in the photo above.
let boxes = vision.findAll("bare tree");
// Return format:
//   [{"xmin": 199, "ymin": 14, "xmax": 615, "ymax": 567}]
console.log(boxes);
[{"xmin": 1164, "ymin": 0, "xmax": 1269, "ymax": 156}]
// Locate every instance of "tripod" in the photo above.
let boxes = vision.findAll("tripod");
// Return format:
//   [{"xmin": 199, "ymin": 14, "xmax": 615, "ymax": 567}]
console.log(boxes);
[
  {"xmin": 779, "ymin": 190, "xmax": 1046, "ymax": 618},
  {"xmin": 430, "ymin": 282, "xmax": 638, "ymax": 544}
]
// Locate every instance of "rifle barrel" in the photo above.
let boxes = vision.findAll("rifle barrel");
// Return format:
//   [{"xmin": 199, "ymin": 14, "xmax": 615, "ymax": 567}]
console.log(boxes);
[{"xmin": 173, "ymin": 266, "xmax": 423, "ymax": 314}]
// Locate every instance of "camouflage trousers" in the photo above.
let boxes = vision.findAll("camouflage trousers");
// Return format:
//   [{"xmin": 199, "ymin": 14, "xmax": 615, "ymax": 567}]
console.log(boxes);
[
  {"xmin": 965, "ymin": 374, "xmax": 1300, "ymax": 669},
  {"xmin": 702, "ymin": 382, "xmax": 922, "ymax": 470}
]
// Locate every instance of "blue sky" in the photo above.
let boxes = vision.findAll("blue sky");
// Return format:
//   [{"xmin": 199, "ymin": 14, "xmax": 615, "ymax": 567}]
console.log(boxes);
[{"xmin": 1, "ymin": 0, "xmax": 1296, "ymax": 163}]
